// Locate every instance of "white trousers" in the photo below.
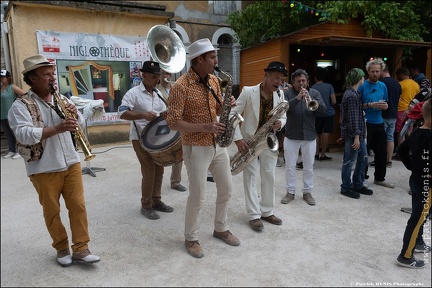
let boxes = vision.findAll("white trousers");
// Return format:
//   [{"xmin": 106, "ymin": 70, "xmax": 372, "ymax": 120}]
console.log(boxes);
[
  {"xmin": 242, "ymin": 148, "xmax": 278, "ymax": 221},
  {"xmin": 284, "ymin": 138, "xmax": 316, "ymax": 194},
  {"xmin": 182, "ymin": 145, "xmax": 232, "ymax": 241}
]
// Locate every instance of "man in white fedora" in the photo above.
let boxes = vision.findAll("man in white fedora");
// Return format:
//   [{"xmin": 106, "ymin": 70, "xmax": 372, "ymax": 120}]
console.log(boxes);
[
  {"xmin": 166, "ymin": 38, "xmax": 241, "ymax": 258},
  {"xmin": 8, "ymin": 54, "xmax": 100, "ymax": 267}
]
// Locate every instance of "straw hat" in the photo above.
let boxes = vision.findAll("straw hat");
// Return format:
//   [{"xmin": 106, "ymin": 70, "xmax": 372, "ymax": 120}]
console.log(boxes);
[{"xmin": 22, "ymin": 54, "xmax": 55, "ymax": 74}]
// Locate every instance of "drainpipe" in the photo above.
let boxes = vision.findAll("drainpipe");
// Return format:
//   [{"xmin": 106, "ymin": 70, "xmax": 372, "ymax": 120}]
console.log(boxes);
[{"xmin": 1, "ymin": 2, "xmax": 10, "ymax": 71}]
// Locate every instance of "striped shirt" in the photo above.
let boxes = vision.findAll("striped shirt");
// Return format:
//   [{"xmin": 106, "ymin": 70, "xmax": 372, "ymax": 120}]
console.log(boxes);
[{"xmin": 166, "ymin": 67, "xmax": 222, "ymax": 146}]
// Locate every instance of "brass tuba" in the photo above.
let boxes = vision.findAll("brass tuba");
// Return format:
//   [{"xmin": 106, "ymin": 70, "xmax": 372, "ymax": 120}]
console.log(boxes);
[
  {"xmin": 50, "ymin": 85, "xmax": 95, "ymax": 161},
  {"xmin": 147, "ymin": 25, "xmax": 186, "ymax": 74}
]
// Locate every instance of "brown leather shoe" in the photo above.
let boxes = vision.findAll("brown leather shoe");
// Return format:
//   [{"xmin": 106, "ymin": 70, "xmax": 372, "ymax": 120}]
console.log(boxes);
[
  {"xmin": 72, "ymin": 249, "xmax": 100, "ymax": 264},
  {"xmin": 261, "ymin": 215, "xmax": 282, "ymax": 225},
  {"xmin": 185, "ymin": 240, "xmax": 204, "ymax": 258},
  {"xmin": 249, "ymin": 219, "xmax": 264, "ymax": 231},
  {"xmin": 213, "ymin": 230, "xmax": 240, "ymax": 246}
]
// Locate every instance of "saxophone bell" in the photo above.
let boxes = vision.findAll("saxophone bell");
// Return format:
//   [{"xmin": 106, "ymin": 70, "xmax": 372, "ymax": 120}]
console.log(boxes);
[{"xmin": 230, "ymin": 100, "xmax": 289, "ymax": 175}]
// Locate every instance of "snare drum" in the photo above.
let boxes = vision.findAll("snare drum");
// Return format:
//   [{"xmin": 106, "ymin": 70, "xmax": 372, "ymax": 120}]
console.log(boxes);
[{"xmin": 140, "ymin": 115, "xmax": 183, "ymax": 166}]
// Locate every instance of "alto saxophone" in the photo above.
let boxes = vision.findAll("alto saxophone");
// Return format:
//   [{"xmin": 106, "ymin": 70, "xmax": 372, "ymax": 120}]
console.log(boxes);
[
  {"xmin": 51, "ymin": 85, "xmax": 96, "ymax": 161},
  {"xmin": 230, "ymin": 92, "xmax": 289, "ymax": 176},
  {"xmin": 214, "ymin": 67, "xmax": 243, "ymax": 147}
]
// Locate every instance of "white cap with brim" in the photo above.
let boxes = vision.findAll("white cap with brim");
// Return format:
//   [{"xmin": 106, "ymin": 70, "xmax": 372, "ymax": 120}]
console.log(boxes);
[
  {"xmin": 22, "ymin": 54, "xmax": 55, "ymax": 74},
  {"xmin": 187, "ymin": 38, "xmax": 219, "ymax": 60}
]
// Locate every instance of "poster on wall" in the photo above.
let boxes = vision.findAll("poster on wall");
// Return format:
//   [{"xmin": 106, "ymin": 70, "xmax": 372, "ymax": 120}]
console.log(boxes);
[{"xmin": 36, "ymin": 30, "xmax": 151, "ymax": 125}]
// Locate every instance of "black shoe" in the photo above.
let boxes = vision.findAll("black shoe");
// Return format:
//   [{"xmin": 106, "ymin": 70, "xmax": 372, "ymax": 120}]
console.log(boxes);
[
  {"xmin": 392, "ymin": 154, "xmax": 401, "ymax": 161},
  {"xmin": 141, "ymin": 208, "xmax": 160, "ymax": 220},
  {"xmin": 340, "ymin": 189, "xmax": 360, "ymax": 199},
  {"xmin": 152, "ymin": 201, "xmax": 174, "ymax": 213},
  {"xmin": 353, "ymin": 186, "xmax": 373, "ymax": 195},
  {"xmin": 319, "ymin": 155, "xmax": 332, "ymax": 161},
  {"xmin": 296, "ymin": 162, "xmax": 303, "ymax": 170},
  {"xmin": 369, "ymin": 161, "xmax": 375, "ymax": 167},
  {"xmin": 414, "ymin": 243, "xmax": 432, "ymax": 253},
  {"xmin": 396, "ymin": 255, "xmax": 425, "ymax": 268},
  {"xmin": 207, "ymin": 176, "xmax": 214, "ymax": 182}
]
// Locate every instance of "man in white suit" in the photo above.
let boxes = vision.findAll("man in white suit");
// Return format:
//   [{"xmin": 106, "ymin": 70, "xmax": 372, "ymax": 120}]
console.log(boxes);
[{"xmin": 230, "ymin": 61, "xmax": 287, "ymax": 232}]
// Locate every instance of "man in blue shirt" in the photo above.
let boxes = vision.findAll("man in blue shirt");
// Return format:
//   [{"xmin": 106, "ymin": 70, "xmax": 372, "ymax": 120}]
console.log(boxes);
[{"xmin": 358, "ymin": 58, "xmax": 395, "ymax": 188}]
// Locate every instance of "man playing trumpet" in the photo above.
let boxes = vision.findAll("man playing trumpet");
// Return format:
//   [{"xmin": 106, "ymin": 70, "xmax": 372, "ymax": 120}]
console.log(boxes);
[{"xmin": 281, "ymin": 69, "xmax": 326, "ymax": 206}]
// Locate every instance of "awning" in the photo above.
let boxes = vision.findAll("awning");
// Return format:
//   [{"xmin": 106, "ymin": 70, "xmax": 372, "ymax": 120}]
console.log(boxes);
[{"xmin": 295, "ymin": 35, "xmax": 431, "ymax": 48}]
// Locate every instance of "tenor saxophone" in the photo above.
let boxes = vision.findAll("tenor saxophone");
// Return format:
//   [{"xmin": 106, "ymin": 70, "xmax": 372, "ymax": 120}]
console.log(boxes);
[
  {"xmin": 230, "ymin": 93, "xmax": 289, "ymax": 176},
  {"xmin": 215, "ymin": 67, "xmax": 243, "ymax": 147},
  {"xmin": 51, "ymin": 85, "xmax": 96, "ymax": 161}
]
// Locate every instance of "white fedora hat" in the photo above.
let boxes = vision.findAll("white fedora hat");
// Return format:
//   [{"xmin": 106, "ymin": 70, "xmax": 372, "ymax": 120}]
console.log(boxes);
[
  {"xmin": 187, "ymin": 38, "xmax": 218, "ymax": 60},
  {"xmin": 22, "ymin": 54, "xmax": 55, "ymax": 74}
]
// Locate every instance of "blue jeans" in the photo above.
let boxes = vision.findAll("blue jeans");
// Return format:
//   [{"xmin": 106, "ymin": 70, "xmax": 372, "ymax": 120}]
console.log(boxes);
[
  {"xmin": 1, "ymin": 119, "xmax": 17, "ymax": 153},
  {"xmin": 340, "ymin": 138, "xmax": 367, "ymax": 191}
]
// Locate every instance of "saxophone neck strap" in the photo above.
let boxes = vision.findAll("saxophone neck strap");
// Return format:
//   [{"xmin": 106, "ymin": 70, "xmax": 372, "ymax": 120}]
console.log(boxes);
[
  {"xmin": 199, "ymin": 77, "xmax": 222, "ymax": 107},
  {"xmin": 46, "ymin": 92, "xmax": 66, "ymax": 119}
]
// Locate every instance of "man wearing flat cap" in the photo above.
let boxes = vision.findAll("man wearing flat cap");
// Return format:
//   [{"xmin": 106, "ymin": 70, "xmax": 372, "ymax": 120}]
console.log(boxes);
[
  {"xmin": 230, "ymin": 61, "xmax": 287, "ymax": 232},
  {"xmin": 166, "ymin": 38, "xmax": 240, "ymax": 258},
  {"xmin": 8, "ymin": 54, "xmax": 100, "ymax": 267},
  {"xmin": 118, "ymin": 60, "xmax": 174, "ymax": 220}
]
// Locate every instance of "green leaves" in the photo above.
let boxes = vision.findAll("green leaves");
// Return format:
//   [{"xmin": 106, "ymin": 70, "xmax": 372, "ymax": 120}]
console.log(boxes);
[{"xmin": 227, "ymin": 0, "xmax": 430, "ymax": 49}]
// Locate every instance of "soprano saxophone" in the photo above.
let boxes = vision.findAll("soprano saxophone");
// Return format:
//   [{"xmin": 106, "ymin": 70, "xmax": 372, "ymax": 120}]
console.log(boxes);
[
  {"xmin": 215, "ymin": 67, "xmax": 243, "ymax": 147},
  {"xmin": 51, "ymin": 85, "xmax": 96, "ymax": 161},
  {"xmin": 230, "ymin": 91, "xmax": 289, "ymax": 176}
]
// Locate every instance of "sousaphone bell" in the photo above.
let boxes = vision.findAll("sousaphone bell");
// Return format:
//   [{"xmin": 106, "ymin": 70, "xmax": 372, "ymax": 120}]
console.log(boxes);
[{"xmin": 146, "ymin": 25, "xmax": 186, "ymax": 74}]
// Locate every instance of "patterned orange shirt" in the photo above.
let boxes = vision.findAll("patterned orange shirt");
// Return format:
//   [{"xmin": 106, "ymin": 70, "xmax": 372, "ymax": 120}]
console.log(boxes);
[{"xmin": 166, "ymin": 67, "xmax": 222, "ymax": 146}]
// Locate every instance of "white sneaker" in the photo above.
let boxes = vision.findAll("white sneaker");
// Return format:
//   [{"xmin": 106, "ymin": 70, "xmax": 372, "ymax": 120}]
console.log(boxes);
[
  {"xmin": 3, "ymin": 152, "xmax": 15, "ymax": 159},
  {"xmin": 363, "ymin": 179, "xmax": 369, "ymax": 188},
  {"xmin": 12, "ymin": 153, "xmax": 21, "ymax": 159}
]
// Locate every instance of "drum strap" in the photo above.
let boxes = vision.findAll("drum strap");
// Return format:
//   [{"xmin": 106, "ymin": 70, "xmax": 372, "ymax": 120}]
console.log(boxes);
[
  {"xmin": 153, "ymin": 89, "xmax": 168, "ymax": 106},
  {"xmin": 133, "ymin": 121, "xmax": 141, "ymax": 140}
]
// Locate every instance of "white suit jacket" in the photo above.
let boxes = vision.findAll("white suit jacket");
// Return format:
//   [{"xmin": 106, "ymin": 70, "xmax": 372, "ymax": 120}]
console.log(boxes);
[{"xmin": 230, "ymin": 83, "xmax": 287, "ymax": 142}]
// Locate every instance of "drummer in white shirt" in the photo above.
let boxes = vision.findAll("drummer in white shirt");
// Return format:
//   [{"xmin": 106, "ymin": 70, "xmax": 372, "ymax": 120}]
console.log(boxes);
[
  {"xmin": 118, "ymin": 60, "xmax": 174, "ymax": 220},
  {"xmin": 156, "ymin": 69, "xmax": 187, "ymax": 192}
]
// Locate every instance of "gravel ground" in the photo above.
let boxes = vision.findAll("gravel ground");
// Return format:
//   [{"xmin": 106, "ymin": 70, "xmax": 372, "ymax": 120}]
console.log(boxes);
[{"xmin": 1, "ymin": 141, "xmax": 431, "ymax": 287}]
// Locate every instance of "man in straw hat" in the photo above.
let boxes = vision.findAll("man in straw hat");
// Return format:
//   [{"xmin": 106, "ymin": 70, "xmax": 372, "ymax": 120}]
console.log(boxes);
[
  {"xmin": 165, "ymin": 38, "xmax": 240, "ymax": 258},
  {"xmin": 7, "ymin": 54, "xmax": 100, "ymax": 267},
  {"xmin": 118, "ymin": 60, "xmax": 174, "ymax": 220}
]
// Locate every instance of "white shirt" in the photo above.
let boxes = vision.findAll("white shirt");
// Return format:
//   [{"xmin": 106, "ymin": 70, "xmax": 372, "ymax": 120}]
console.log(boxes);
[
  {"xmin": 7, "ymin": 90, "xmax": 84, "ymax": 176},
  {"xmin": 118, "ymin": 82, "xmax": 167, "ymax": 141}
]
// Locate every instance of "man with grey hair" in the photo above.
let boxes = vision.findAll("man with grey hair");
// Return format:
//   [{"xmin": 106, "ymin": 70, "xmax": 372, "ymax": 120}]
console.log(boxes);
[
  {"xmin": 281, "ymin": 69, "xmax": 327, "ymax": 206},
  {"xmin": 358, "ymin": 58, "xmax": 395, "ymax": 188}
]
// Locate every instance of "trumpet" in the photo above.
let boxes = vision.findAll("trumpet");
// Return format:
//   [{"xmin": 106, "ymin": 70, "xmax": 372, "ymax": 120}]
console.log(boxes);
[
  {"xmin": 302, "ymin": 87, "xmax": 319, "ymax": 111},
  {"xmin": 50, "ymin": 85, "xmax": 96, "ymax": 161}
]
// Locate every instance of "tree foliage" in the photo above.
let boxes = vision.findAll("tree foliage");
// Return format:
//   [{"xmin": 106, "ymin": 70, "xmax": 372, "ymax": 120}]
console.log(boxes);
[{"xmin": 228, "ymin": 0, "xmax": 431, "ymax": 49}]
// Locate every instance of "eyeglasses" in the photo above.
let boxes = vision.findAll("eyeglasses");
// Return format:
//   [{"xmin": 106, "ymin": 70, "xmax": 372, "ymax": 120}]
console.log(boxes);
[{"xmin": 40, "ymin": 72, "xmax": 55, "ymax": 79}]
